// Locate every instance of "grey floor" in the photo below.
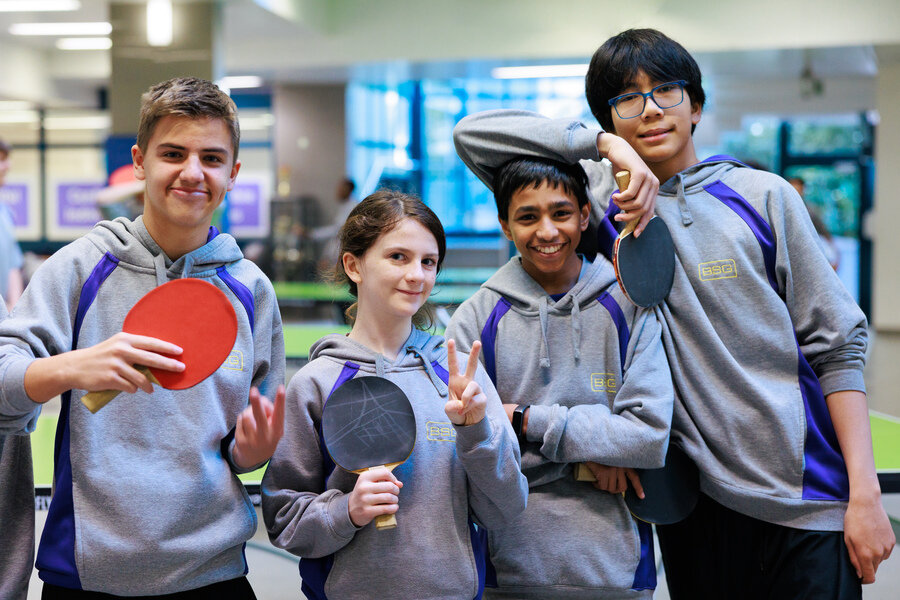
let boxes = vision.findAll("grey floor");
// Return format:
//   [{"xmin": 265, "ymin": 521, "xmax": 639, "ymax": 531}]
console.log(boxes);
[{"xmin": 26, "ymin": 497, "xmax": 900, "ymax": 599}]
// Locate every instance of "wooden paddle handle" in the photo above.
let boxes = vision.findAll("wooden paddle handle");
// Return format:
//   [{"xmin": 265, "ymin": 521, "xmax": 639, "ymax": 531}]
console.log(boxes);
[
  {"xmin": 366, "ymin": 465, "xmax": 399, "ymax": 530},
  {"xmin": 614, "ymin": 170, "xmax": 640, "ymax": 237},
  {"xmin": 81, "ymin": 366, "xmax": 160, "ymax": 414},
  {"xmin": 574, "ymin": 463, "xmax": 596, "ymax": 482}
]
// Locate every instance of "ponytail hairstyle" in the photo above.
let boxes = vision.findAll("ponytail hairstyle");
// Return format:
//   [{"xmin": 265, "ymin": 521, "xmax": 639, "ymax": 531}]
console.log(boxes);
[{"xmin": 333, "ymin": 189, "xmax": 446, "ymax": 329}]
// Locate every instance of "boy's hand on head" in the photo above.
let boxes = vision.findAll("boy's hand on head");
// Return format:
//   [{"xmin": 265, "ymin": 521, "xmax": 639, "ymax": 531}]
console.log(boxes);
[
  {"xmin": 844, "ymin": 493, "xmax": 895, "ymax": 584},
  {"xmin": 444, "ymin": 339, "xmax": 487, "ymax": 426},
  {"xmin": 348, "ymin": 467, "xmax": 403, "ymax": 527},
  {"xmin": 584, "ymin": 463, "xmax": 645, "ymax": 498},
  {"xmin": 597, "ymin": 132, "xmax": 659, "ymax": 236},
  {"xmin": 232, "ymin": 385, "xmax": 286, "ymax": 470}
]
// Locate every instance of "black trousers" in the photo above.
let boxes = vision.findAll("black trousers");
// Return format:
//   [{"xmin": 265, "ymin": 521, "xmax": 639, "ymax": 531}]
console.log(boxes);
[
  {"xmin": 656, "ymin": 494, "xmax": 861, "ymax": 600},
  {"xmin": 42, "ymin": 577, "xmax": 257, "ymax": 600}
]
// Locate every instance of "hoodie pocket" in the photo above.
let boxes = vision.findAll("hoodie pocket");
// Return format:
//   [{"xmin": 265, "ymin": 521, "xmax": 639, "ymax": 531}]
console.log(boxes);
[{"xmin": 487, "ymin": 480, "xmax": 641, "ymax": 591}]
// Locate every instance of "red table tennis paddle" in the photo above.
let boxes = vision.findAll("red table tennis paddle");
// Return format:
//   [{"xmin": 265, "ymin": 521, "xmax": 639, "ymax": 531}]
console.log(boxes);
[
  {"xmin": 574, "ymin": 444, "xmax": 699, "ymax": 524},
  {"xmin": 81, "ymin": 278, "xmax": 238, "ymax": 413},
  {"xmin": 322, "ymin": 376, "xmax": 417, "ymax": 530},
  {"xmin": 612, "ymin": 171, "xmax": 676, "ymax": 308}
]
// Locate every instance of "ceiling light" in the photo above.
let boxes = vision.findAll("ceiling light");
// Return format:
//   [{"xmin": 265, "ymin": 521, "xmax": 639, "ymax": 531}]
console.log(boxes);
[
  {"xmin": 491, "ymin": 64, "xmax": 589, "ymax": 79},
  {"xmin": 147, "ymin": 0, "xmax": 173, "ymax": 47},
  {"xmin": 0, "ymin": 1, "xmax": 80, "ymax": 11},
  {"xmin": 56, "ymin": 37, "xmax": 111, "ymax": 50},
  {"xmin": 218, "ymin": 76, "xmax": 264, "ymax": 89},
  {"xmin": 9, "ymin": 22, "xmax": 111, "ymax": 36}
]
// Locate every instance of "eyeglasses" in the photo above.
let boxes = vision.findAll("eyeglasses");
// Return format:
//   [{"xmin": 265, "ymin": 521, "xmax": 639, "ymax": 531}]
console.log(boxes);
[{"xmin": 608, "ymin": 80, "xmax": 688, "ymax": 119}]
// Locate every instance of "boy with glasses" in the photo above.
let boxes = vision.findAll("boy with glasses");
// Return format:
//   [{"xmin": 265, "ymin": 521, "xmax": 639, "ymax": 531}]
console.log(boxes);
[{"xmin": 454, "ymin": 28, "xmax": 893, "ymax": 599}]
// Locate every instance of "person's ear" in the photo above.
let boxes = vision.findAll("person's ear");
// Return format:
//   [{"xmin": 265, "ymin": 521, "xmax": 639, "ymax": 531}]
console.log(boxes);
[
  {"xmin": 691, "ymin": 101, "xmax": 702, "ymax": 127},
  {"xmin": 227, "ymin": 159, "xmax": 241, "ymax": 191},
  {"xmin": 498, "ymin": 216, "xmax": 513, "ymax": 241},
  {"xmin": 131, "ymin": 145, "xmax": 146, "ymax": 181},
  {"xmin": 342, "ymin": 252, "xmax": 362, "ymax": 285},
  {"xmin": 579, "ymin": 203, "xmax": 591, "ymax": 232}
]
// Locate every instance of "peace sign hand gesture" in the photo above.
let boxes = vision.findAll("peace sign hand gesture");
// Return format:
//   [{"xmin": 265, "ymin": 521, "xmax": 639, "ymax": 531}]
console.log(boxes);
[{"xmin": 444, "ymin": 339, "xmax": 486, "ymax": 426}]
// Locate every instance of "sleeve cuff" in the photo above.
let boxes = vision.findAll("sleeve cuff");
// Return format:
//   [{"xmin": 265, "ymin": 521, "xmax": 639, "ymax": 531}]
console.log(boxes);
[
  {"xmin": 818, "ymin": 368, "xmax": 866, "ymax": 397},
  {"xmin": 567, "ymin": 124, "xmax": 603, "ymax": 162},
  {"xmin": 1, "ymin": 357, "xmax": 42, "ymax": 416},
  {"xmin": 454, "ymin": 416, "xmax": 493, "ymax": 450},
  {"xmin": 328, "ymin": 492, "xmax": 361, "ymax": 539},
  {"xmin": 524, "ymin": 404, "xmax": 551, "ymax": 443}
]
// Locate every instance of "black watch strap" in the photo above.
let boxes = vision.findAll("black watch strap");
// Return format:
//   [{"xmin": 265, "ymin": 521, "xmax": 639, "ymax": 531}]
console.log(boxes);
[{"xmin": 512, "ymin": 404, "xmax": 529, "ymax": 439}]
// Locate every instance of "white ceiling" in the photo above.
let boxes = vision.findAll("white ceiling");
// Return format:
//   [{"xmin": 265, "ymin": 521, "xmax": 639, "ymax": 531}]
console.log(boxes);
[{"xmin": 0, "ymin": 0, "xmax": 897, "ymax": 104}]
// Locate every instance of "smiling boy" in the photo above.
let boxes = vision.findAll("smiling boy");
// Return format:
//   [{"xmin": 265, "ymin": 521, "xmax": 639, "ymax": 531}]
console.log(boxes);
[
  {"xmin": 453, "ymin": 28, "xmax": 894, "ymax": 599},
  {"xmin": 445, "ymin": 156, "xmax": 673, "ymax": 598},
  {"xmin": 0, "ymin": 77, "xmax": 285, "ymax": 598}
]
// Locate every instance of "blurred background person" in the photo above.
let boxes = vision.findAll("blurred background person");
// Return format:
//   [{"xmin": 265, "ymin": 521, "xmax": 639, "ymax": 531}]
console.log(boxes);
[{"xmin": 0, "ymin": 137, "xmax": 24, "ymax": 311}]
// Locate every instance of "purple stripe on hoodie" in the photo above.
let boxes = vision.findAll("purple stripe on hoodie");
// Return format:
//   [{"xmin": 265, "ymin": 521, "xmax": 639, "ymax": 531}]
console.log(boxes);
[{"xmin": 705, "ymin": 178, "xmax": 848, "ymax": 501}]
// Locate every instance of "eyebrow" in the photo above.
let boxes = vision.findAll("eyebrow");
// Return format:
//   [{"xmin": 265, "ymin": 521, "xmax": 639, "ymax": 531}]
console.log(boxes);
[
  {"xmin": 513, "ymin": 199, "xmax": 575, "ymax": 217},
  {"xmin": 157, "ymin": 143, "xmax": 229, "ymax": 155},
  {"xmin": 385, "ymin": 246, "xmax": 439, "ymax": 259}
]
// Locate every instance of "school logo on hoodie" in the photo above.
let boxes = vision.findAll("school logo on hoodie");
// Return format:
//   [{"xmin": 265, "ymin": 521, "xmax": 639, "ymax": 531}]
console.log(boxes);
[
  {"xmin": 698, "ymin": 259, "xmax": 738, "ymax": 281},
  {"xmin": 591, "ymin": 373, "xmax": 617, "ymax": 393},
  {"xmin": 222, "ymin": 350, "xmax": 245, "ymax": 372},
  {"xmin": 425, "ymin": 421, "xmax": 457, "ymax": 442}
]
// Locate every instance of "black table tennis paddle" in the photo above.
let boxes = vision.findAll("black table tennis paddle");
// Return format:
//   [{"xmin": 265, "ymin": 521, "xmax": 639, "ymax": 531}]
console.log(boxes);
[
  {"xmin": 612, "ymin": 171, "xmax": 676, "ymax": 308},
  {"xmin": 575, "ymin": 444, "xmax": 699, "ymax": 524},
  {"xmin": 322, "ymin": 376, "xmax": 417, "ymax": 530}
]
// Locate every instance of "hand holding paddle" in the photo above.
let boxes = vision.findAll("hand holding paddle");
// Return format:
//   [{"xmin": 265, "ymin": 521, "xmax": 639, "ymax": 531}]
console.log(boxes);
[
  {"xmin": 232, "ymin": 385, "xmax": 286, "ymax": 470},
  {"xmin": 598, "ymin": 132, "xmax": 660, "ymax": 236},
  {"xmin": 611, "ymin": 170, "xmax": 676, "ymax": 308},
  {"xmin": 581, "ymin": 463, "xmax": 645, "ymax": 499},
  {"xmin": 445, "ymin": 339, "xmax": 486, "ymax": 426},
  {"xmin": 348, "ymin": 467, "xmax": 403, "ymax": 528},
  {"xmin": 81, "ymin": 279, "xmax": 238, "ymax": 413}
]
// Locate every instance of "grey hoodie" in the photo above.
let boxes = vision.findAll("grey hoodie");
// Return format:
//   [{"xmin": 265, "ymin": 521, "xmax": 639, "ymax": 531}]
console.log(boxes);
[
  {"xmin": 454, "ymin": 110, "xmax": 868, "ymax": 531},
  {"xmin": 0, "ymin": 299, "xmax": 36, "ymax": 600},
  {"xmin": 262, "ymin": 327, "xmax": 528, "ymax": 600},
  {"xmin": 0, "ymin": 216, "xmax": 285, "ymax": 595},
  {"xmin": 446, "ymin": 255, "xmax": 672, "ymax": 599}
]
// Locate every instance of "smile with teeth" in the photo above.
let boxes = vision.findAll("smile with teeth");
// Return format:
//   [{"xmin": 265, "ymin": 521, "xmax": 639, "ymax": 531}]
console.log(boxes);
[{"xmin": 535, "ymin": 243, "xmax": 564, "ymax": 255}]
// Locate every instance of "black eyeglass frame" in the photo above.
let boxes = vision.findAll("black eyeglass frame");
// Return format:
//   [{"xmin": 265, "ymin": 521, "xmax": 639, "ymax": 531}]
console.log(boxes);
[{"xmin": 607, "ymin": 80, "xmax": 689, "ymax": 119}]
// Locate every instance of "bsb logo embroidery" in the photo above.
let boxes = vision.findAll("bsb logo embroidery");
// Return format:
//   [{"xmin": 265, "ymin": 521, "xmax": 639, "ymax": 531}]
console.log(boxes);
[
  {"xmin": 426, "ymin": 421, "xmax": 457, "ymax": 442},
  {"xmin": 699, "ymin": 259, "xmax": 737, "ymax": 281},
  {"xmin": 222, "ymin": 350, "xmax": 244, "ymax": 372},
  {"xmin": 591, "ymin": 373, "xmax": 617, "ymax": 394}
]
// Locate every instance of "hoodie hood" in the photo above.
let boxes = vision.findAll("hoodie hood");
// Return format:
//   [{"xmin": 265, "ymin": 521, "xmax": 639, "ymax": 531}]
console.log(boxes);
[
  {"xmin": 481, "ymin": 256, "xmax": 617, "ymax": 369},
  {"xmin": 309, "ymin": 326, "xmax": 449, "ymax": 396},
  {"xmin": 660, "ymin": 155, "xmax": 747, "ymax": 228},
  {"xmin": 84, "ymin": 216, "xmax": 245, "ymax": 286}
]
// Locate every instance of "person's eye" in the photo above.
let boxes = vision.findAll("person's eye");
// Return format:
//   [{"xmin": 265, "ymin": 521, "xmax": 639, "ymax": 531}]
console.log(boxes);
[
  {"xmin": 518, "ymin": 214, "xmax": 536, "ymax": 222},
  {"xmin": 656, "ymin": 84, "xmax": 678, "ymax": 94},
  {"xmin": 162, "ymin": 151, "xmax": 181, "ymax": 159},
  {"xmin": 390, "ymin": 252, "xmax": 406, "ymax": 261},
  {"xmin": 555, "ymin": 210, "xmax": 574, "ymax": 218},
  {"xmin": 205, "ymin": 155, "xmax": 225, "ymax": 164},
  {"xmin": 422, "ymin": 258, "xmax": 437, "ymax": 267},
  {"xmin": 616, "ymin": 93, "xmax": 641, "ymax": 104}
]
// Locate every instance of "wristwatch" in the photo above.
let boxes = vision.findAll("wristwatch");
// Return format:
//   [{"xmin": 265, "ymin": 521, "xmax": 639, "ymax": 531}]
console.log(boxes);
[{"xmin": 512, "ymin": 405, "xmax": 529, "ymax": 440}]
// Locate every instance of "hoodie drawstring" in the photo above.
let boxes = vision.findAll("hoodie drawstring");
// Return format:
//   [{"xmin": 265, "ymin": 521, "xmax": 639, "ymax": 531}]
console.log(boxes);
[
  {"xmin": 409, "ymin": 346, "xmax": 449, "ymax": 397},
  {"xmin": 375, "ymin": 354, "xmax": 386, "ymax": 378},
  {"xmin": 677, "ymin": 174, "xmax": 693, "ymax": 226},
  {"xmin": 181, "ymin": 254, "xmax": 196, "ymax": 279},
  {"xmin": 153, "ymin": 252, "xmax": 168, "ymax": 287},
  {"xmin": 570, "ymin": 298, "xmax": 582, "ymax": 362},
  {"xmin": 538, "ymin": 296, "xmax": 551, "ymax": 369}
]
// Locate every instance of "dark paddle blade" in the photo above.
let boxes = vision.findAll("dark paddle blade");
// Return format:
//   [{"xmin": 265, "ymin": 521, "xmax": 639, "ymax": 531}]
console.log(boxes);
[
  {"xmin": 322, "ymin": 376, "xmax": 416, "ymax": 473},
  {"xmin": 615, "ymin": 216, "xmax": 676, "ymax": 308},
  {"xmin": 624, "ymin": 444, "xmax": 699, "ymax": 525}
]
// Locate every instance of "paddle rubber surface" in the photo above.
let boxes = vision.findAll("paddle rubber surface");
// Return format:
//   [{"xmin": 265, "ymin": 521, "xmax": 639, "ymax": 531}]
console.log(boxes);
[{"xmin": 322, "ymin": 376, "xmax": 416, "ymax": 473}]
